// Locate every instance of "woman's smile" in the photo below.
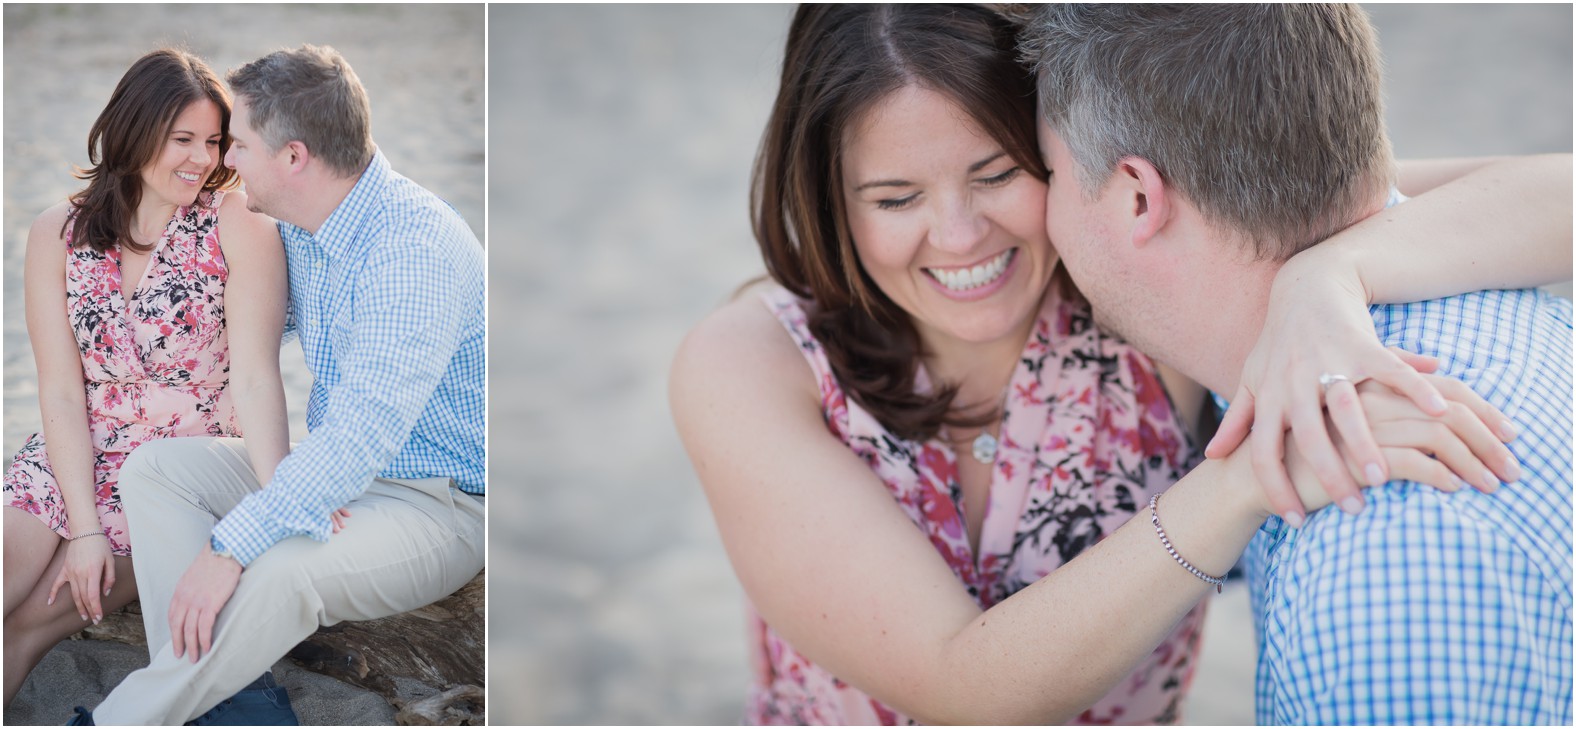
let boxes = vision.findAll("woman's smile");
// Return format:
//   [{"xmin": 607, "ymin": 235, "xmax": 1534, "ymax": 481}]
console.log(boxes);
[{"xmin": 922, "ymin": 248, "xmax": 1018, "ymax": 300}]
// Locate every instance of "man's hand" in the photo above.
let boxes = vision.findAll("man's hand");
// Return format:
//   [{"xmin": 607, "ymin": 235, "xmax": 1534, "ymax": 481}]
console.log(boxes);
[{"xmin": 168, "ymin": 543, "xmax": 242, "ymax": 663}]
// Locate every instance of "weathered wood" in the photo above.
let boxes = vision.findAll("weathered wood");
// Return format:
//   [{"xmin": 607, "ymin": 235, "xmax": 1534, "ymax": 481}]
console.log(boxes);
[
  {"xmin": 286, "ymin": 571, "xmax": 486, "ymax": 724},
  {"xmin": 74, "ymin": 601, "xmax": 146, "ymax": 647},
  {"xmin": 393, "ymin": 684, "xmax": 486, "ymax": 726},
  {"xmin": 71, "ymin": 571, "xmax": 486, "ymax": 725}
]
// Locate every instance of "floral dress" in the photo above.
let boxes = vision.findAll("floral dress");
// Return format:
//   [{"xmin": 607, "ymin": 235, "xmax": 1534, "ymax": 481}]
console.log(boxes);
[
  {"xmin": 747, "ymin": 283, "xmax": 1206, "ymax": 725},
  {"xmin": 4, "ymin": 191, "xmax": 241, "ymax": 555}
]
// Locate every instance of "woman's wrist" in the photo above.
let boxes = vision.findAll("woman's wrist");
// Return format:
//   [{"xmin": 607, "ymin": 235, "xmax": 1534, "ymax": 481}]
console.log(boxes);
[
  {"xmin": 66, "ymin": 513, "xmax": 103, "ymax": 539},
  {"xmin": 1207, "ymin": 447, "xmax": 1278, "ymax": 525},
  {"xmin": 1276, "ymin": 241, "xmax": 1371, "ymax": 307}
]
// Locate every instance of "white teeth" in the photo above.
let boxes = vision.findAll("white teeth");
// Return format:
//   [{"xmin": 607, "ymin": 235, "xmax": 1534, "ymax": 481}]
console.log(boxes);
[
  {"xmin": 927, "ymin": 250, "xmax": 1013, "ymax": 292},
  {"xmin": 176, "ymin": 171, "xmax": 200, "ymax": 182}
]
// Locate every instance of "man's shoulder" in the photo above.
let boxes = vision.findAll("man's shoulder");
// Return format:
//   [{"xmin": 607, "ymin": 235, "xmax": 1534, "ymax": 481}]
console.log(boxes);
[
  {"xmin": 379, "ymin": 168, "xmax": 472, "ymax": 228},
  {"xmin": 1371, "ymin": 287, "xmax": 1571, "ymax": 415},
  {"xmin": 1370, "ymin": 288, "xmax": 1572, "ymax": 354}
]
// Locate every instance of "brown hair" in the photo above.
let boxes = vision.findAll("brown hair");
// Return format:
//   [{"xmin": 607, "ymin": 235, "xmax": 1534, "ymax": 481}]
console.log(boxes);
[
  {"xmin": 1021, "ymin": 4, "xmax": 1394, "ymax": 261},
  {"xmin": 226, "ymin": 44, "xmax": 375, "ymax": 178},
  {"xmin": 753, "ymin": 4, "xmax": 1051, "ymax": 441},
  {"xmin": 68, "ymin": 48, "xmax": 239, "ymax": 254}
]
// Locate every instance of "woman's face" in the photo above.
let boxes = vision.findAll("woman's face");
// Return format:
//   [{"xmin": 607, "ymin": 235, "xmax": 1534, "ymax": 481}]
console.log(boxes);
[
  {"xmin": 140, "ymin": 98, "xmax": 222, "ymax": 209},
  {"xmin": 841, "ymin": 85, "xmax": 1057, "ymax": 350}
]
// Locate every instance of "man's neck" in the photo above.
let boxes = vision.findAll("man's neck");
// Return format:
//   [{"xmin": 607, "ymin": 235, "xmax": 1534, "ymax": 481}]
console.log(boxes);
[
  {"xmin": 288, "ymin": 172, "xmax": 363, "ymax": 236},
  {"xmin": 1173, "ymin": 256, "xmax": 1281, "ymax": 398},
  {"xmin": 1163, "ymin": 191, "xmax": 1392, "ymax": 400}
]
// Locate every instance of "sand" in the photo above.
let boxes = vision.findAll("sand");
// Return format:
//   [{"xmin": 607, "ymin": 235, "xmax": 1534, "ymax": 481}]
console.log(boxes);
[
  {"xmin": 2, "ymin": 4, "xmax": 482, "ymax": 724},
  {"xmin": 486, "ymin": 3, "xmax": 1571, "ymax": 725}
]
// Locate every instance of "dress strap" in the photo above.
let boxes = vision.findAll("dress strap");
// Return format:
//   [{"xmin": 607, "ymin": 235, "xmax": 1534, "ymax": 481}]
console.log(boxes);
[{"xmin": 758, "ymin": 286, "xmax": 844, "ymax": 408}]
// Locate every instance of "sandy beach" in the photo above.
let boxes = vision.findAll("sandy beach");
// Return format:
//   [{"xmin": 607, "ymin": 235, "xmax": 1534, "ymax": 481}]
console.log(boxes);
[
  {"xmin": 2, "ymin": 3, "xmax": 482, "ymax": 724},
  {"xmin": 488, "ymin": 4, "xmax": 1571, "ymax": 725}
]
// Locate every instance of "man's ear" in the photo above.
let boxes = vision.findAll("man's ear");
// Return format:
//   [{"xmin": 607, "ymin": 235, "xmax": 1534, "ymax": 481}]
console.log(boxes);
[
  {"xmin": 283, "ymin": 141, "xmax": 311, "ymax": 174},
  {"xmin": 1114, "ymin": 156, "xmax": 1170, "ymax": 246}
]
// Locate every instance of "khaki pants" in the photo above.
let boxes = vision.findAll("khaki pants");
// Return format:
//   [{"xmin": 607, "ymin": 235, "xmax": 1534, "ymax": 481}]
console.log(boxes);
[{"xmin": 94, "ymin": 437, "xmax": 485, "ymax": 725}]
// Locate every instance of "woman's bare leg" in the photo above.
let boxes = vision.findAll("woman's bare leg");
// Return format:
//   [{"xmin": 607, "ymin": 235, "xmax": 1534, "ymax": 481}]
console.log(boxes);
[
  {"xmin": 4, "ymin": 507, "xmax": 63, "ymax": 617},
  {"xmin": 3, "ymin": 537, "xmax": 137, "ymax": 706}
]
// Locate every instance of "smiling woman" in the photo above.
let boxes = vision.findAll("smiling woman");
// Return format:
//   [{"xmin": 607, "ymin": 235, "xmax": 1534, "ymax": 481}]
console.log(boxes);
[{"xmin": 1, "ymin": 48, "xmax": 287, "ymax": 713}]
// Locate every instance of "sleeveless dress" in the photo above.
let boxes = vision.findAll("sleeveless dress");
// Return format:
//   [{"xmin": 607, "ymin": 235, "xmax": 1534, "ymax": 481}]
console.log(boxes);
[
  {"xmin": 4, "ymin": 190, "xmax": 241, "ymax": 555},
  {"xmin": 747, "ymin": 283, "xmax": 1207, "ymax": 725}
]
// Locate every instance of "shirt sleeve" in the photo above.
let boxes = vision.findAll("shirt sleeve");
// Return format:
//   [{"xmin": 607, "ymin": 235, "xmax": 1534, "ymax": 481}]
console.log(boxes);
[
  {"xmin": 210, "ymin": 239, "xmax": 467, "ymax": 566},
  {"xmin": 1257, "ymin": 484, "xmax": 1567, "ymax": 725}
]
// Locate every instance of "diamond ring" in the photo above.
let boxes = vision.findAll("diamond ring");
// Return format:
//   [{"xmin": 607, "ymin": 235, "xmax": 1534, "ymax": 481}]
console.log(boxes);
[{"xmin": 1318, "ymin": 373, "xmax": 1353, "ymax": 392}]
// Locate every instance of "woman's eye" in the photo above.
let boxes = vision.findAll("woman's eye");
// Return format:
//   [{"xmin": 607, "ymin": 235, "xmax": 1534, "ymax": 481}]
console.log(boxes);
[
  {"xmin": 207, "ymin": 139, "xmax": 221, "ymax": 147},
  {"xmin": 979, "ymin": 167, "xmax": 1022, "ymax": 186},
  {"xmin": 876, "ymin": 195, "xmax": 917, "ymax": 211},
  {"xmin": 174, "ymin": 137, "xmax": 192, "ymax": 144}
]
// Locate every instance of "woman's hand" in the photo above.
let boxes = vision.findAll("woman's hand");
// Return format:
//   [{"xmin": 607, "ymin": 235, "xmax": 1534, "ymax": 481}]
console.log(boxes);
[
  {"xmin": 330, "ymin": 507, "xmax": 350, "ymax": 534},
  {"xmin": 1207, "ymin": 253, "xmax": 1516, "ymax": 525},
  {"xmin": 47, "ymin": 534, "xmax": 116, "ymax": 624},
  {"xmin": 1275, "ymin": 374, "xmax": 1522, "ymax": 517}
]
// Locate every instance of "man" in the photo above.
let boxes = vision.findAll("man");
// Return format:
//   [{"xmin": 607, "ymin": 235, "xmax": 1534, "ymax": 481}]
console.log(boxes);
[
  {"xmin": 1021, "ymin": 5, "xmax": 1570, "ymax": 725},
  {"xmin": 75, "ymin": 45, "xmax": 485, "ymax": 725}
]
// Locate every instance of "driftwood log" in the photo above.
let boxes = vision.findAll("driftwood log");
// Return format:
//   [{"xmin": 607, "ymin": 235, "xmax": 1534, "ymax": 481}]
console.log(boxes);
[{"xmin": 74, "ymin": 570, "xmax": 485, "ymax": 725}]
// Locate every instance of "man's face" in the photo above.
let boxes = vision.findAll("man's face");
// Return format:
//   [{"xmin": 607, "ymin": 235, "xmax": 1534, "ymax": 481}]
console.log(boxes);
[
  {"xmin": 1036, "ymin": 116, "xmax": 1201, "ymax": 369},
  {"xmin": 1037, "ymin": 118, "xmax": 1138, "ymax": 337},
  {"xmin": 223, "ymin": 98, "xmax": 287, "ymax": 218}
]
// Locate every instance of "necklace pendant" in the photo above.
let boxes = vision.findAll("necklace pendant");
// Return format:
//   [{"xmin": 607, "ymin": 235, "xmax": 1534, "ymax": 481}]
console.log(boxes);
[{"xmin": 971, "ymin": 432, "xmax": 998, "ymax": 464}]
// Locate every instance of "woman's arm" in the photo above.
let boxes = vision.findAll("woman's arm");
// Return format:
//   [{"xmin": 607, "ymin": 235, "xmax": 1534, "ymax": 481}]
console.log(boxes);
[
  {"xmin": 1210, "ymin": 154, "xmax": 1570, "ymax": 521},
  {"xmin": 1362, "ymin": 154, "xmax": 1571, "ymax": 298},
  {"xmin": 671, "ymin": 297, "xmax": 1489, "ymax": 724},
  {"xmin": 214, "ymin": 193, "xmax": 290, "ymax": 487},
  {"xmin": 25, "ymin": 203, "xmax": 115, "ymax": 623}
]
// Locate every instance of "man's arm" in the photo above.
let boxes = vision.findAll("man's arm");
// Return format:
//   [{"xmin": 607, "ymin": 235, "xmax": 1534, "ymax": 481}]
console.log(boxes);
[{"xmin": 214, "ymin": 234, "xmax": 474, "ymax": 566}]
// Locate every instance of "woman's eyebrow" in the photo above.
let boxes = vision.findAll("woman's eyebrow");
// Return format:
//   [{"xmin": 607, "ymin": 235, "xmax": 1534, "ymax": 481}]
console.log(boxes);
[
  {"xmin": 854, "ymin": 177, "xmax": 912, "ymax": 192},
  {"xmin": 968, "ymin": 152, "xmax": 1006, "ymax": 173}
]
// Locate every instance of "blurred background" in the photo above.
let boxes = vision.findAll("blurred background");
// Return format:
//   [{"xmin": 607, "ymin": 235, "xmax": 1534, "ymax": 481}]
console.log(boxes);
[
  {"xmin": 2, "ymin": 4, "xmax": 482, "ymax": 724},
  {"xmin": 489, "ymin": 3, "xmax": 1572, "ymax": 725}
]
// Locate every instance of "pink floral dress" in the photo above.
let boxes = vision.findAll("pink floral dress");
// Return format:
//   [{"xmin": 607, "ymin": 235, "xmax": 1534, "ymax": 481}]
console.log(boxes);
[
  {"xmin": 4, "ymin": 191, "xmax": 241, "ymax": 555},
  {"xmin": 748, "ymin": 283, "xmax": 1206, "ymax": 725}
]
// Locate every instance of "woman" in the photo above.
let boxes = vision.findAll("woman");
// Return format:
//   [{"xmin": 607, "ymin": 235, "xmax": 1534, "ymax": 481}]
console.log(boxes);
[
  {"xmin": 671, "ymin": 5, "xmax": 1568, "ymax": 724},
  {"xmin": 1, "ymin": 48, "xmax": 308, "ymax": 704}
]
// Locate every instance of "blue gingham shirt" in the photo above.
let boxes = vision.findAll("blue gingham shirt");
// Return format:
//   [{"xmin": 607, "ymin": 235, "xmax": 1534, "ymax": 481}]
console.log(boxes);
[
  {"xmin": 1237, "ymin": 287, "xmax": 1573, "ymax": 724},
  {"xmin": 210, "ymin": 151, "xmax": 486, "ymax": 567}
]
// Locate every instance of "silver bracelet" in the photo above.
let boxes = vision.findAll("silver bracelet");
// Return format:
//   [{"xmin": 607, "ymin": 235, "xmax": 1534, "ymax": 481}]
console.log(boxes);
[
  {"xmin": 70, "ymin": 530, "xmax": 106, "ymax": 542},
  {"xmin": 1148, "ymin": 492, "xmax": 1223, "ymax": 594}
]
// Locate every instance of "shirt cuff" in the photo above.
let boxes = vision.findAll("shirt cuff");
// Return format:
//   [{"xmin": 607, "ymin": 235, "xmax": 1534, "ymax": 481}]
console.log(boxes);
[{"xmin": 210, "ymin": 500, "xmax": 291, "ymax": 567}]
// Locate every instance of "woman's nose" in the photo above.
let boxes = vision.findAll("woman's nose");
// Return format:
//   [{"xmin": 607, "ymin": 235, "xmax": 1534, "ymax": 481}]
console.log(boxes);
[{"xmin": 929, "ymin": 198, "xmax": 988, "ymax": 255}]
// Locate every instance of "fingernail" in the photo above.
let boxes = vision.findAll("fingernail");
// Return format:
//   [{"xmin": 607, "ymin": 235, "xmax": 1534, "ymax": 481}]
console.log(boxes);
[
  {"xmin": 1339, "ymin": 496, "xmax": 1364, "ymax": 515},
  {"xmin": 80, "ymin": 614, "xmax": 88, "ymax": 622},
  {"xmin": 1364, "ymin": 463, "xmax": 1385, "ymax": 486},
  {"xmin": 1502, "ymin": 457, "xmax": 1522, "ymax": 483},
  {"xmin": 1482, "ymin": 469, "xmax": 1500, "ymax": 490},
  {"xmin": 1430, "ymin": 395, "xmax": 1448, "ymax": 413},
  {"xmin": 47, "ymin": 597, "xmax": 53, "ymax": 606},
  {"xmin": 1281, "ymin": 511, "xmax": 1305, "ymax": 529},
  {"xmin": 1451, "ymin": 475, "xmax": 1469, "ymax": 491},
  {"xmin": 1498, "ymin": 419, "xmax": 1518, "ymax": 441},
  {"xmin": 104, "ymin": 589, "xmax": 111, "ymax": 597}
]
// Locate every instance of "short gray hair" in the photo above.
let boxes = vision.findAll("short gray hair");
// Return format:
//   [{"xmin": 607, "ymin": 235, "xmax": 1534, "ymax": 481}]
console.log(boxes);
[
  {"xmin": 1021, "ymin": 4, "xmax": 1395, "ymax": 260},
  {"xmin": 227, "ymin": 44, "xmax": 374, "ymax": 178}
]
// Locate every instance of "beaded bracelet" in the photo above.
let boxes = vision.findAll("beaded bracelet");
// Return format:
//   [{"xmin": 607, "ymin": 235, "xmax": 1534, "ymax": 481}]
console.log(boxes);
[
  {"xmin": 69, "ymin": 531, "xmax": 106, "ymax": 542},
  {"xmin": 1148, "ymin": 492, "xmax": 1224, "ymax": 593}
]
